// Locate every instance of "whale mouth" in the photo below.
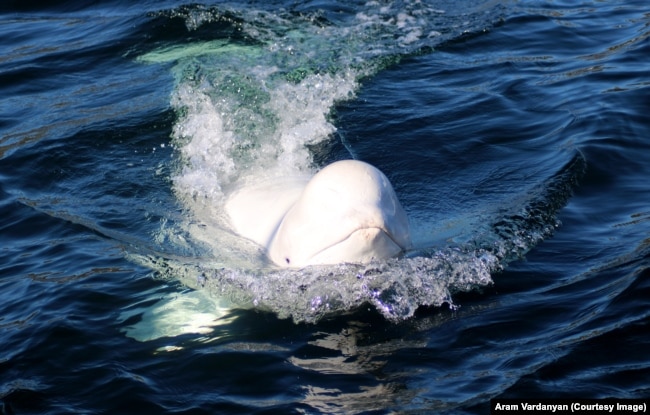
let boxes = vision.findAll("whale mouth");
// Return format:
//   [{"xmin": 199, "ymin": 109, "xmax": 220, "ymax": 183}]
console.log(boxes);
[{"xmin": 304, "ymin": 226, "xmax": 405, "ymax": 267}]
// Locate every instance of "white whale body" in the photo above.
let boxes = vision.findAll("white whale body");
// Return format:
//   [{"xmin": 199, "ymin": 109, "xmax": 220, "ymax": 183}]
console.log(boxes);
[{"xmin": 225, "ymin": 160, "xmax": 411, "ymax": 268}]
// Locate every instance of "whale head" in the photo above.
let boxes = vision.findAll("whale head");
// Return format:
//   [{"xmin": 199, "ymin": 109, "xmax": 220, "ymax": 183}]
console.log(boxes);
[{"xmin": 267, "ymin": 160, "xmax": 411, "ymax": 267}]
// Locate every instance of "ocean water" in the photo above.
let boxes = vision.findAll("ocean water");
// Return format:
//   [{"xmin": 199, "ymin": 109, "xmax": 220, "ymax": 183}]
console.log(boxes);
[{"xmin": 1, "ymin": 0, "xmax": 648, "ymax": 413}]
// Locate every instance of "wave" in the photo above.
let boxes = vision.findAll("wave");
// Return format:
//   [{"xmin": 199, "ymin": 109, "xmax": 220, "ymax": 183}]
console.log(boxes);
[{"xmin": 129, "ymin": 1, "xmax": 585, "ymax": 323}]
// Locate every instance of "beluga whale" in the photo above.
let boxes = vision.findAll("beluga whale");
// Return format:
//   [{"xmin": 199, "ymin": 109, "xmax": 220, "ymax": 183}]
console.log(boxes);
[{"xmin": 225, "ymin": 160, "xmax": 412, "ymax": 268}]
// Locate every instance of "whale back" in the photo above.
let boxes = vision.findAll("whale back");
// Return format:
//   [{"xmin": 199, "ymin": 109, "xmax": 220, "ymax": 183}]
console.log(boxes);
[{"xmin": 225, "ymin": 176, "xmax": 309, "ymax": 249}]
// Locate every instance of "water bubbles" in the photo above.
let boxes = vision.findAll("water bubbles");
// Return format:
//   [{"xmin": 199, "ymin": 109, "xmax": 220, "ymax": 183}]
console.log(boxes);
[{"xmin": 138, "ymin": 2, "xmax": 584, "ymax": 323}]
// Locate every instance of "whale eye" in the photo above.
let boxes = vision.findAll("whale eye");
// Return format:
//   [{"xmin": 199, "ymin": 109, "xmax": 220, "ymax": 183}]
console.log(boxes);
[{"xmin": 285, "ymin": 257, "xmax": 290, "ymax": 264}]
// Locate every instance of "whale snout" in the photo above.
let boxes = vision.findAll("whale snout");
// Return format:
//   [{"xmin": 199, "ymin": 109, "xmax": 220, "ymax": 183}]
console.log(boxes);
[{"xmin": 304, "ymin": 226, "xmax": 406, "ymax": 267}]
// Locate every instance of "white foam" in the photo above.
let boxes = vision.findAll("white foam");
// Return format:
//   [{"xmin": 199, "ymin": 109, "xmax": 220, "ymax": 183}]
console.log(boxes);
[
  {"xmin": 171, "ymin": 71, "xmax": 358, "ymax": 203},
  {"xmin": 171, "ymin": 85, "xmax": 236, "ymax": 199},
  {"xmin": 168, "ymin": 2, "xmax": 446, "ymax": 206},
  {"xmin": 131, "ymin": 1, "xmax": 571, "ymax": 325}
]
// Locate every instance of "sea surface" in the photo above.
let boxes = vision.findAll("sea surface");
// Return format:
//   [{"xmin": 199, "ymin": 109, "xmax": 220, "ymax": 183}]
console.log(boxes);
[{"xmin": 1, "ymin": 0, "xmax": 649, "ymax": 413}]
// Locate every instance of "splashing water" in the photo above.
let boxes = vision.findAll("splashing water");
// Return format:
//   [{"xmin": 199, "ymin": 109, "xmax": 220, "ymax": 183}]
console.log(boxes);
[{"xmin": 131, "ymin": 1, "xmax": 584, "ymax": 324}]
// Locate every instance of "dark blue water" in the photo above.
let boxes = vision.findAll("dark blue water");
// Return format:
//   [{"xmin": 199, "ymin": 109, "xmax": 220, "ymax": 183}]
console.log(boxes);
[{"xmin": 1, "ymin": 0, "xmax": 648, "ymax": 413}]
